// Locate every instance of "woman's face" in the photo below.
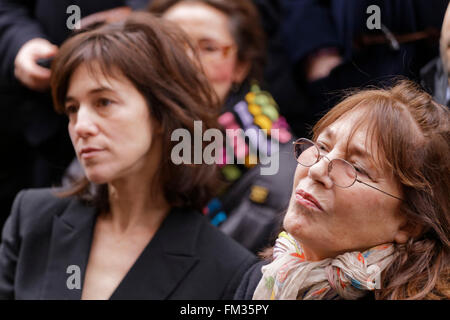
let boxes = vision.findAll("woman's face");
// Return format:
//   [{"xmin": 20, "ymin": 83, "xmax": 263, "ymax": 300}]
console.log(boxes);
[
  {"xmin": 284, "ymin": 110, "xmax": 409, "ymax": 260},
  {"xmin": 65, "ymin": 63, "xmax": 160, "ymax": 184},
  {"xmin": 162, "ymin": 1, "xmax": 249, "ymax": 101}
]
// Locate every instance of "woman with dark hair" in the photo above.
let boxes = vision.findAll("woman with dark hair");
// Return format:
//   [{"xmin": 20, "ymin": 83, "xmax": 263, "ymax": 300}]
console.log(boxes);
[
  {"xmin": 149, "ymin": 0, "xmax": 298, "ymax": 253},
  {"xmin": 236, "ymin": 80, "xmax": 450, "ymax": 300},
  {"xmin": 0, "ymin": 12, "xmax": 255, "ymax": 300}
]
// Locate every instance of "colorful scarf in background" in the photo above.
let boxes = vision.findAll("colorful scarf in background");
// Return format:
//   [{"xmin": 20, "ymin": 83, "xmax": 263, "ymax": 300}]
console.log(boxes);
[{"xmin": 253, "ymin": 232, "xmax": 397, "ymax": 300}]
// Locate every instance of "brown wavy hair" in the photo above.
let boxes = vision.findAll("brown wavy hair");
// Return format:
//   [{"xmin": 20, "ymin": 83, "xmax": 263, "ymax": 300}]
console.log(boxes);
[
  {"xmin": 50, "ymin": 12, "xmax": 221, "ymax": 211},
  {"xmin": 148, "ymin": 0, "xmax": 266, "ymax": 83},
  {"xmin": 259, "ymin": 80, "xmax": 449, "ymax": 299},
  {"xmin": 311, "ymin": 80, "xmax": 449, "ymax": 299}
]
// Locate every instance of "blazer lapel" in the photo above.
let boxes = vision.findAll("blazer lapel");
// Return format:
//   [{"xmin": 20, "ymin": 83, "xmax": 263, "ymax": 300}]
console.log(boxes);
[
  {"xmin": 40, "ymin": 198, "xmax": 97, "ymax": 300},
  {"xmin": 110, "ymin": 208, "xmax": 201, "ymax": 300}
]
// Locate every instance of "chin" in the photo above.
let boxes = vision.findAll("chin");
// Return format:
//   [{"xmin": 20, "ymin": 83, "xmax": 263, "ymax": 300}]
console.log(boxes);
[
  {"xmin": 81, "ymin": 161, "xmax": 123, "ymax": 184},
  {"xmin": 284, "ymin": 197, "xmax": 321, "ymax": 239},
  {"xmin": 84, "ymin": 169, "xmax": 113, "ymax": 185},
  {"xmin": 85, "ymin": 175, "xmax": 109, "ymax": 185},
  {"xmin": 283, "ymin": 207, "xmax": 306, "ymax": 237}
]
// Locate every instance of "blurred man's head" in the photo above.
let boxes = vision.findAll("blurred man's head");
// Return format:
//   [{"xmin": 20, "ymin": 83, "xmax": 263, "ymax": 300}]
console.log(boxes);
[{"xmin": 440, "ymin": 3, "xmax": 450, "ymax": 84}]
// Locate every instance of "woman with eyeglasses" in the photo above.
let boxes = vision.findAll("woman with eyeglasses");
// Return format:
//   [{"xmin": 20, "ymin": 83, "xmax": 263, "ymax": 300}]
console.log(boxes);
[
  {"xmin": 235, "ymin": 80, "xmax": 450, "ymax": 300},
  {"xmin": 148, "ymin": 0, "xmax": 297, "ymax": 253}
]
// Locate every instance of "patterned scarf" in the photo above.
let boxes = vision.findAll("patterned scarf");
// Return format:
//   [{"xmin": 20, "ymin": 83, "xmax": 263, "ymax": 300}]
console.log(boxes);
[{"xmin": 253, "ymin": 232, "xmax": 397, "ymax": 300}]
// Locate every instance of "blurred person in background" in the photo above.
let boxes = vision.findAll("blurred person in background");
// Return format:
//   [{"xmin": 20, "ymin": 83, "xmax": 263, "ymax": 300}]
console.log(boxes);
[
  {"xmin": 149, "ymin": 0, "xmax": 298, "ymax": 253},
  {"xmin": 280, "ymin": 0, "xmax": 449, "ymax": 134},
  {"xmin": 421, "ymin": 3, "xmax": 450, "ymax": 107},
  {"xmin": 132, "ymin": 0, "xmax": 309, "ymax": 137}
]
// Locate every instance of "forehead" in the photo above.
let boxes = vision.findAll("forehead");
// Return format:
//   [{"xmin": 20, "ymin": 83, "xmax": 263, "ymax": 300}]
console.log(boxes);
[
  {"xmin": 66, "ymin": 62, "xmax": 132, "ymax": 97},
  {"xmin": 316, "ymin": 108, "xmax": 386, "ymax": 165},
  {"xmin": 163, "ymin": 2, "xmax": 233, "ymax": 42},
  {"xmin": 318, "ymin": 108, "xmax": 370, "ymax": 143}
]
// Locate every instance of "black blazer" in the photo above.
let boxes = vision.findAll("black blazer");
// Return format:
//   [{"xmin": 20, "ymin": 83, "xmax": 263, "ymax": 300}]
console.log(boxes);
[{"xmin": 0, "ymin": 188, "xmax": 257, "ymax": 299}]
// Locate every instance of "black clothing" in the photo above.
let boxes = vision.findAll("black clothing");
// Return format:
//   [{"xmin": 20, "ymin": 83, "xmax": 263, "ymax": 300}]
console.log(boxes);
[
  {"xmin": 234, "ymin": 260, "xmax": 266, "ymax": 300},
  {"xmin": 0, "ymin": 188, "xmax": 256, "ymax": 299},
  {"xmin": 280, "ymin": 0, "xmax": 448, "ymax": 131}
]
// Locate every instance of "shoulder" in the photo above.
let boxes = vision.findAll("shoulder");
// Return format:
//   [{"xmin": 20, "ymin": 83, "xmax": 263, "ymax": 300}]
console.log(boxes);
[
  {"xmin": 234, "ymin": 260, "xmax": 267, "ymax": 300},
  {"xmin": 8, "ymin": 188, "xmax": 74, "ymax": 235},
  {"xmin": 195, "ymin": 214, "xmax": 258, "ymax": 299},
  {"xmin": 162, "ymin": 207, "xmax": 256, "ymax": 267},
  {"xmin": 169, "ymin": 208, "xmax": 257, "ymax": 299},
  {"xmin": 191, "ymin": 210, "xmax": 256, "ymax": 265},
  {"xmin": 12, "ymin": 187, "xmax": 71, "ymax": 209}
]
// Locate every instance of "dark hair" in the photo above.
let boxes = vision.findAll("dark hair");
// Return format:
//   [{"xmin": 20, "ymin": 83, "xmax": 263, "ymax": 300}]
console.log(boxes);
[
  {"xmin": 50, "ymin": 12, "xmax": 221, "ymax": 211},
  {"xmin": 148, "ymin": 0, "xmax": 266, "ymax": 83}
]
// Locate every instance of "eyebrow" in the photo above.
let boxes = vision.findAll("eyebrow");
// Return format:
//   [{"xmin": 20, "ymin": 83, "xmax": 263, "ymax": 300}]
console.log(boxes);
[
  {"xmin": 321, "ymin": 128, "xmax": 374, "ymax": 160},
  {"xmin": 65, "ymin": 86, "xmax": 115, "ymax": 103},
  {"xmin": 322, "ymin": 127, "xmax": 334, "ymax": 140},
  {"xmin": 348, "ymin": 145, "xmax": 373, "ymax": 161}
]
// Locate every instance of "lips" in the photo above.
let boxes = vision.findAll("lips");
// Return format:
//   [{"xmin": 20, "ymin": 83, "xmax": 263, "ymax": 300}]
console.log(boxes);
[
  {"xmin": 79, "ymin": 147, "xmax": 104, "ymax": 159},
  {"xmin": 295, "ymin": 189, "xmax": 324, "ymax": 211}
]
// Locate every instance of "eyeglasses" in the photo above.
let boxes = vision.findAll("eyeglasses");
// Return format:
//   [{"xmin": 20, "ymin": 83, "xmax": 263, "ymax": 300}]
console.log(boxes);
[
  {"xmin": 293, "ymin": 138, "xmax": 403, "ymax": 201},
  {"xmin": 196, "ymin": 39, "xmax": 236, "ymax": 62}
]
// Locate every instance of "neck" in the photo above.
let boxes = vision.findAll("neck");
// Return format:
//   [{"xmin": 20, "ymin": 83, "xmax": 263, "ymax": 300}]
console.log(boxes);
[
  {"xmin": 294, "ymin": 237, "xmax": 340, "ymax": 261},
  {"xmin": 301, "ymin": 245, "xmax": 330, "ymax": 262},
  {"xmin": 105, "ymin": 173, "xmax": 170, "ymax": 235}
]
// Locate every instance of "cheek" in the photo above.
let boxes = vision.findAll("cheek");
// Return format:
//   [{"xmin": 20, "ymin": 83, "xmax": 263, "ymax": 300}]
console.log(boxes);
[
  {"xmin": 283, "ymin": 165, "xmax": 317, "ymax": 234},
  {"xmin": 332, "ymin": 189, "xmax": 402, "ymax": 246},
  {"xmin": 293, "ymin": 164, "xmax": 307, "ymax": 187},
  {"xmin": 203, "ymin": 59, "xmax": 235, "ymax": 83},
  {"xmin": 445, "ymin": 51, "xmax": 450, "ymax": 68},
  {"xmin": 333, "ymin": 188, "xmax": 379, "ymax": 226},
  {"xmin": 68, "ymin": 123, "xmax": 77, "ymax": 147},
  {"xmin": 114, "ymin": 121, "xmax": 153, "ymax": 158}
]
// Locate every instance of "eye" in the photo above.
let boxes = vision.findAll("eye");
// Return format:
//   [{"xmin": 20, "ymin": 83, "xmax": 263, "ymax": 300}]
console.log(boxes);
[
  {"xmin": 198, "ymin": 40, "xmax": 220, "ymax": 52},
  {"xmin": 65, "ymin": 105, "xmax": 78, "ymax": 115},
  {"xmin": 96, "ymin": 98, "xmax": 113, "ymax": 107},
  {"xmin": 316, "ymin": 141, "xmax": 329, "ymax": 154},
  {"xmin": 354, "ymin": 165, "xmax": 367, "ymax": 175},
  {"xmin": 353, "ymin": 164, "xmax": 374, "ymax": 181},
  {"xmin": 204, "ymin": 45, "xmax": 218, "ymax": 52}
]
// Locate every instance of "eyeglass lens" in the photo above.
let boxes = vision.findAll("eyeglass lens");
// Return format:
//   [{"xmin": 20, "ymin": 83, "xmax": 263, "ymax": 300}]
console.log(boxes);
[{"xmin": 295, "ymin": 140, "xmax": 357, "ymax": 188}]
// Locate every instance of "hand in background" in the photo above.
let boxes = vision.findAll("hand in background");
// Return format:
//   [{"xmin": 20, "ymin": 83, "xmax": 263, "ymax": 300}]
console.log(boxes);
[
  {"xmin": 14, "ymin": 38, "xmax": 58, "ymax": 91},
  {"xmin": 305, "ymin": 48, "xmax": 342, "ymax": 82}
]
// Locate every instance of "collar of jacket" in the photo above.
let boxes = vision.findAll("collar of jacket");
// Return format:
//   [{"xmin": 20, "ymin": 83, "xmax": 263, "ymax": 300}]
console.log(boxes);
[{"xmin": 40, "ymin": 198, "xmax": 201, "ymax": 300}]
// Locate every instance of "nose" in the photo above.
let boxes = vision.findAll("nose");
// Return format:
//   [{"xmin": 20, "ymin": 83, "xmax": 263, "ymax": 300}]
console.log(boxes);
[
  {"xmin": 307, "ymin": 154, "xmax": 334, "ymax": 188},
  {"xmin": 72, "ymin": 106, "xmax": 99, "ymax": 139}
]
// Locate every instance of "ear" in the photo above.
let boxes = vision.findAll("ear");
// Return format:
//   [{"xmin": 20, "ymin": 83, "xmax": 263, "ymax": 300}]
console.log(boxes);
[
  {"xmin": 393, "ymin": 230, "xmax": 409, "ymax": 244},
  {"xmin": 394, "ymin": 221, "xmax": 423, "ymax": 244},
  {"xmin": 232, "ymin": 60, "xmax": 251, "ymax": 84},
  {"xmin": 151, "ymin": 117, "xmax": 164, "ymax": 136}
]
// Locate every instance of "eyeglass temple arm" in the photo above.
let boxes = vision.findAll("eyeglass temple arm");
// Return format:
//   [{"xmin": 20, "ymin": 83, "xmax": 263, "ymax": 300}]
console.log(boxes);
[{"xmin": 356, "ymin": 179, "xmax": 404, "ymax": 201}]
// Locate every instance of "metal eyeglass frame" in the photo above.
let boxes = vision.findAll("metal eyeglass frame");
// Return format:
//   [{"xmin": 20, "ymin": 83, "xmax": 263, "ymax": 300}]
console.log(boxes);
[{"xmin": 293, "ymin": 138, "xmax": 404, "ymax": 201}]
